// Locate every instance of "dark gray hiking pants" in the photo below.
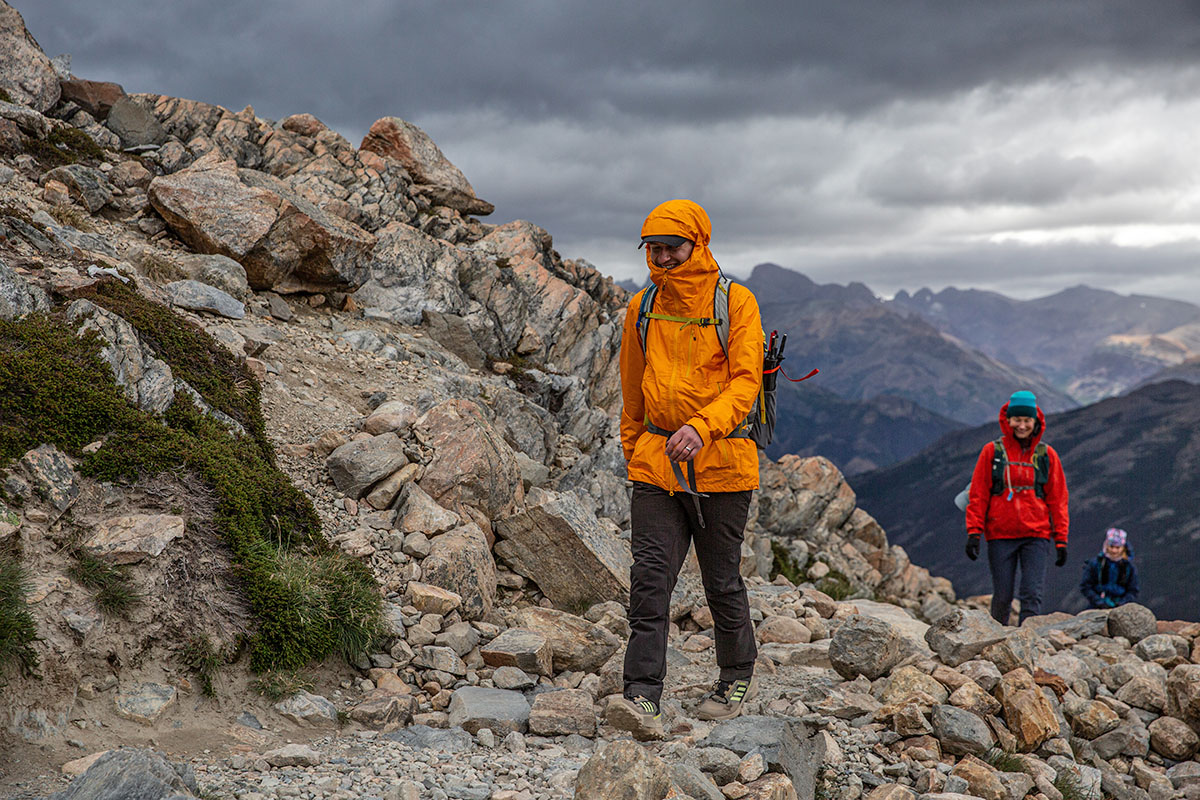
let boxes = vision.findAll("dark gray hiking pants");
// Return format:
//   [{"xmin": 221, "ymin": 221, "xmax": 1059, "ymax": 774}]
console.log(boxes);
[
  {"xmin": 624, "ymin": 482, "xmax": 757, "ymax": 706},
  {"xmin": 986, "ymin": 536, "xmax": 1050, "ymax": 625}
]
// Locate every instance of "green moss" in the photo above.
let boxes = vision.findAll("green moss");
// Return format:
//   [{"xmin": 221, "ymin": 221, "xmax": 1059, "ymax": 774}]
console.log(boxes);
[
  {"xmin": 0, "ymin": 314, "xmax": 142, "ymax": 465},
  {"xmin": 816, "ymin": 570, "xmax": 853, "ymax": 601},
  {"xmin": 0, "ymin": 88, "xmax": 12, "ymax": 104},
  {"xmin": 0, "ymin": 299, "xmax": 381, "ymax": 672},
  {"xmin": 769, "ymin": 540, "xmax": 805, "ymax": 585},
  {"xmin": 23, "ymin": 126, "xmax": 107, "ymax": 166},
  {"xmin": 76, "ymin": 280, "xmax": 269, "ymax": 454},
  {"xmin": 68, "ymin": 548, "xmax": 141, "ymax": 614},
  {"xmin": 0, "ymin": 551, "xmax": 40, "ymax": 680}
]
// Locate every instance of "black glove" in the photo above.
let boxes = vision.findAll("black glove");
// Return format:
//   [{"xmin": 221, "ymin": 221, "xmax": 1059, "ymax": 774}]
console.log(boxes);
[
  {"xmin": 1055, "ymin": 544, "xmax": 1068, "ymax": 567},
  {"xmin": 965, "ymin": 534, "xmax": 980, "ymax": 561}
]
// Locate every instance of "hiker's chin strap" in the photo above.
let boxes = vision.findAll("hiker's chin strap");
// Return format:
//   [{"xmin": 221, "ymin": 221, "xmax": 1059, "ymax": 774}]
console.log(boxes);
[{"xmin": 644, "ymin": 420, "xmax": 709, "ymax": 527}]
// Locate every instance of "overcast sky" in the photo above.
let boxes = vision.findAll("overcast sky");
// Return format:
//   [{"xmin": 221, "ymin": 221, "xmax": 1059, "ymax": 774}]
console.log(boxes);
[{"xmin": 17, "ymin": 1, "xmax": 1200, "ymax": 303}]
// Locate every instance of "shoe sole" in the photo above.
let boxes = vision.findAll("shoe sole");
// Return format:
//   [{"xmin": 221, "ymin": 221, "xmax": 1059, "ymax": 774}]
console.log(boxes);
[{"xmin": 606, "ymin": 701, "xmax": 664, "ymax": 740}]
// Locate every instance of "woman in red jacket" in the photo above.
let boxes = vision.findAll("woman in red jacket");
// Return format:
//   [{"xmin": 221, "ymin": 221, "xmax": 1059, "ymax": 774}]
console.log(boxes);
[{"xmin": 965, "ymin": 390, "xmax": 1070, "ymax": 625}]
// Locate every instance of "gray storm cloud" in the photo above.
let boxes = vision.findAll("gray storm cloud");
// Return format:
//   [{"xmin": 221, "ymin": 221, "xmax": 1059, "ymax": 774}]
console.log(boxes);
[{"xmin": 18, "ymin": 0, "xmax": 1200, "ymax": 303}]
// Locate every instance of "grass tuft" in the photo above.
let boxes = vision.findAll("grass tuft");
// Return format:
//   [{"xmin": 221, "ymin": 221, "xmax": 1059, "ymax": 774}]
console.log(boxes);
[
  {"xmin": 1053, "ymin": 769, "xmax": 1091, "ymax": 800},
  {"xmin": 253, "ymin": 669, "xmax": 313, "ymax": 701},
  {"xmin": 180, "ymin": 635, "xmax": 225, "ymax": 697},
  {"xmin": 984, "ymin": 747, "xmax": 1025, "ymax": 773},
  {"xmin": 68, "ymin": 548, "xmax": 141, "ymax": 614},
  {"xmin": 0, "ymin": 552, "xmax": 40, "ymax": 679},
  {"xmin": 48, "ymin": 203, "xmax": 96, "ymax": 232}
]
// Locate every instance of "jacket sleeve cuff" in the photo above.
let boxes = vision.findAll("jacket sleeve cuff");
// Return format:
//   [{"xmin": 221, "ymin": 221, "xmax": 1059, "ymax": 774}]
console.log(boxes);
[{"xmin": 687, "ymin": 418, "xmax": 712, "ymax": 445}]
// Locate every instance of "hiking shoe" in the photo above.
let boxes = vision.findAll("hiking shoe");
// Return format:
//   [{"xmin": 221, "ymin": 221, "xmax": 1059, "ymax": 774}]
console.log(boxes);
[
  {"xmin": 695, "ymin": 677, "xmax": 758, "ymax": 721},
  {"xmin": 606, "ymin": 695, "xmax": 664, "ymax": 740}
]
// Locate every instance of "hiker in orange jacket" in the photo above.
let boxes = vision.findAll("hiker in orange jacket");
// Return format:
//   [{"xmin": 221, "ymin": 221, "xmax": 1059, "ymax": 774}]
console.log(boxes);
[
  {"xmin": 608, "ymin": 199, "xmax": 764, "ymax": 739},
  {"xmin": 965, "ymin": 390, "xmax": 1070, "ymax": 625}
]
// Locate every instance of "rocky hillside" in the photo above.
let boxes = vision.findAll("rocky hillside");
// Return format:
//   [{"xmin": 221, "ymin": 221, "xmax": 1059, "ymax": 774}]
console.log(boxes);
[
  {"xmin": 888, "ymin": 285, "xmax": 1200, "ymax": 404},
  {"xmin": 2, "ymin": 5, "xmax": 1200, "ymax": 800},
  {"xmin": 853, "ymin": 380, "xmax": 1200, "ymax": 621}
]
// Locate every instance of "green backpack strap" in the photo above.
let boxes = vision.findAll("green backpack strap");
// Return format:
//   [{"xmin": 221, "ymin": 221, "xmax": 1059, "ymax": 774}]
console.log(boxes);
[{"xmin": 1033, "ymin": 442, "xmax": 1049, "ymax": 498}]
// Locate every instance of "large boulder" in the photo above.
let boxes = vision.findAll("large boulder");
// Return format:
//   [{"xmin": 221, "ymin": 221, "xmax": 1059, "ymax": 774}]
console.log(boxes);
[
  {"xmin": 494, "ymin": 487, "xmax": 631, "ymax": 608},
  {"xmin": 47, "ymin": 748, "xmax": 198, "ymax": 799},
  {"xmin": 446, "ymin": 687, "xmax": 529, "ymax": 735},
  {"xmin": 828, "ymin": 615, "xmax": 905, "ymax": 680},
  {"xmin": 1107, "ymin": 603, "xmax": 1157, "ymax": 643},
  {"xmin": 59, "ymin": 78, "xmax": 125, "ymax": 120},
  {"xmin": 995, "ymin": 668, "xmax": 1059, "ymax": 751},
  {"xmin": 359, "ymin": 117, "xmax": 493, "ymax": 216},
  {"xmin": 419, "ymin": 523, "xmax": 496, "ymax": 621},
  {"xmin": 1148, "ymin": 716, "xmax": 1199, "ymax": 761},
  {"xmin": 355, "ymin": 222, "xmax": 471, "ymax": 325},
  {"xmin": 0, "ymin": 2, "xmax": 60, "ymax": 112},
  {"xmin": 43, "ymin": 165, "xmax": 114, "ymax": 213},
  {"xmin": 105, "ymin": 95, "xmax": 168, "ymax": 148},
  {"xmin": 924, "ymin": 609, "xmax": 1007, "ymax": 667},
  {"xmin": 511, "ymin": 606, "xmax": 620, "ymax": 673},
  {"xmin": 148, "ymin": 155, "xmax": 376, "ymax": 293},
  {"xmin": 325, "ymin": 433, "xmax": 409, "ymax": 499},
  {"xmin": 575, "ymin": 740, "xmax": 672, "ymax": 800},
  {"xmin": 415, "ymin": 399, "xmax": 522, "ymax": 532},
  {"xmin": 1167, "ymin": 664, "xmax": 1200, "ymax": 731},
  {"xmin": 931, "ymin": 704, "xmax": 995, "ymax": 756}
]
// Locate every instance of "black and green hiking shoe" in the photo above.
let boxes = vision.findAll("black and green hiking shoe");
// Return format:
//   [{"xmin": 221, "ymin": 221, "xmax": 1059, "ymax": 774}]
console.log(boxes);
[
  {"xmin": 605, "ymin": 695, "xmax": 664, "ymax": 740},
  {"xmin": 695, "ymin": 676, "xmax": 758, "ymax": 721}
]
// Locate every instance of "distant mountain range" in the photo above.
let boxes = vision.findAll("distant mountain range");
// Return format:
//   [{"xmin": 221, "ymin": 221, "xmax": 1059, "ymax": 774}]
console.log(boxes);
[
  {"xmin": 888, "ymin": 285, "xmax": 1200, "ymax": 403},
  {"xmin": 852, "ymin": 380, "xmax": 1200, "ymax": 621}
]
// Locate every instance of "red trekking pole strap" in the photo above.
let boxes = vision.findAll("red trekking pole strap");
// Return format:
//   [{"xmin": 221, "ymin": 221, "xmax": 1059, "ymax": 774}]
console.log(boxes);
[{"xmin": 763, "ymin": 366, "xmax": 819, "ymax": 382}]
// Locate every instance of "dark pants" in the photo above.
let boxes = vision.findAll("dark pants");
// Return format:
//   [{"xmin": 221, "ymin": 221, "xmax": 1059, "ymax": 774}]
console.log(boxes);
[
  {"xmin": 624, "ymin": 482, "xmax": 757, "ymax": 706},
  {"xmin": 986, "ymin": 536, "xmax": 1050, "ymax": 625}
]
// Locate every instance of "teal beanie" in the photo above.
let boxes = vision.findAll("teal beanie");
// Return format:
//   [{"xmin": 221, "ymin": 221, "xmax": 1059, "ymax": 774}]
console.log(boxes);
[{"xmin": 1007, "ymin": 390, "xmax": 1038, "ymax": 418}]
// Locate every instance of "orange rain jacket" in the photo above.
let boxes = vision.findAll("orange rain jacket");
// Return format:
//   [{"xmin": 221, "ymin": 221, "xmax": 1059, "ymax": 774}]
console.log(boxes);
[
  {"xmin": 619, "ymin": 200, "xmax": 764, "ymax": 493},
  {"xmin": 966, "ymin": 403, "xmax": 1070, "ymax": 544}
]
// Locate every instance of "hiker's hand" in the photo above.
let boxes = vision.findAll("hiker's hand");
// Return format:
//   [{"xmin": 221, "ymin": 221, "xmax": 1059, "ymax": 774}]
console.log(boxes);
[
  {"xmin": 965, "ymin": 534, "xmax": 980, "ymax": 561},
  {"xmin": 1055, "ymin": 544, "xmax": 1068, "ymax": 567},
  {"xmin": 666, "ymin": 425, "xmax": 703, "ymax": 462}
]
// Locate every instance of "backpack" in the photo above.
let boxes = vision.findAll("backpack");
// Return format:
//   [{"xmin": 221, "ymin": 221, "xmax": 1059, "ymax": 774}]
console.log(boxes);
[
  {"xmin": 634, "ymin": 274, "xmax": 775, "ymax": 449},
  {"xmin": 954, "ymin": 438, "xmax": 1050, "ymax": 512}
]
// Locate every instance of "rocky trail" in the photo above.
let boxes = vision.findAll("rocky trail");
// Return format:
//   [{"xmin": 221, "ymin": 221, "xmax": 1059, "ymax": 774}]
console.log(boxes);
[{"xmin": 1, "ymin": 3, "xmax": 1199, "ymax": 800}]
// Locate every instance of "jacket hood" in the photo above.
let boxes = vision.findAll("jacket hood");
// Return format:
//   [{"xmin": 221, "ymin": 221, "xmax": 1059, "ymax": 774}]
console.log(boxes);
[
  {"xmin": 999, "ymin": 401, "xmax": 1045, "ymax": 448},
  {"xmin": 642, "ymin": 199, "xmax": 720, "ymax": 307}
]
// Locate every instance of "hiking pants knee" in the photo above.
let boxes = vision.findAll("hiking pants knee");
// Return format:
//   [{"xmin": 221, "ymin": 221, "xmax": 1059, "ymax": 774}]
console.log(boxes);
[
  {"xmin": 986, "ymin": 536, "xmax": 1050, "ymax": 625},
  {"xmin": 624, "ymin": 482, "xmax": 757, "ymax": 706}
]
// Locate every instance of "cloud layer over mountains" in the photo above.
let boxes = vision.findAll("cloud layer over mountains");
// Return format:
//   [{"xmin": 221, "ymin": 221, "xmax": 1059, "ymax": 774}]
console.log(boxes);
[{"xmin": 20, "ymin": 1, "xmax": 1200, "ymax": 301}]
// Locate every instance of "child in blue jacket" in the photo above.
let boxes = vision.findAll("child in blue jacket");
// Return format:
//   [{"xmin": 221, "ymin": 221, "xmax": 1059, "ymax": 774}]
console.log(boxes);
[{"xmin": 1080, "ymin": 528, "xmax": 1140, "ymax": 608}]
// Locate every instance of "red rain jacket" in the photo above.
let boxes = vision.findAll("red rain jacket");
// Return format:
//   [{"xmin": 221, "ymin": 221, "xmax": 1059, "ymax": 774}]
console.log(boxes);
[{"xmin": 965, "ymin": 403, "xmax": 1069, "ymax": 544}]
